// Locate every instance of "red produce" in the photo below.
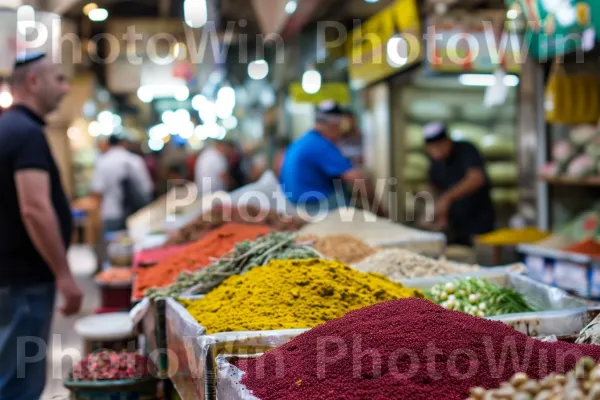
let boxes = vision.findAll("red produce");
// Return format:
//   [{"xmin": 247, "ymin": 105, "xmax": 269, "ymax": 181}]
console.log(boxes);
[
  {"xmin": 72, "ymin": 351, "xmax": 149, "ymax": 382},
  {"xmin": 237, "ymin": 298, "xmax": 600, "ymax": 400}
]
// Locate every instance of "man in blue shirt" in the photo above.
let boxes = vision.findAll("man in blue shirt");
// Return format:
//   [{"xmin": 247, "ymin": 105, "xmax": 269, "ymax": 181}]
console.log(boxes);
[{"xmin": 281, "ymin": 103, "xmax": 381, "ymax": 214}]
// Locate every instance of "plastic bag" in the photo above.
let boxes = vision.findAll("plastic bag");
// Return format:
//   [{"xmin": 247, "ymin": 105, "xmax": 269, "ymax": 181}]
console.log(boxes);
[
  {"xmin": 545, "ymin": 62, "xmax": 572, "ymax": 123},
  {"xmin": 586, "ymin": 135, "xmax": 600, "ymax": 160},
  {"xmin": 487, "ymin": 162, "xmax": 518, "ymax": 185},
  {"xmin": 480, "ymin": 135, "xmax": 516, "ymax": 158},
  {"xmin": 566, "ymin": 155, "xmax": 596, "ymax": 178},
  {"xmin": 570, "ymin": 125, "xmax": 597, "ymax": 147},
  {"xmin": 450, "ymin": 123, "xmax": 487, "ymax": 149},
  {"xmin": 407, "ymin": 124, "xmax": 425, "ymax": 151},
  {"xmin": 541, "ymin": 162, "xmax": 560, "ymax": 177},
  {"xmin": 552, "ymin": 140, "xmax": 575, "ymax": 164}
]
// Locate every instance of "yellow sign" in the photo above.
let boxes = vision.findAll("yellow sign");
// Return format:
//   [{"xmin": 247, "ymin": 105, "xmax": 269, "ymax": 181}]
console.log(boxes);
[
  {"xmin": 346, "ymin": 0, "xmax": 422, "ymax": 88},
  {"xmin": 289, "ymin": 83, "xmax": 351, "ymax": 105}
]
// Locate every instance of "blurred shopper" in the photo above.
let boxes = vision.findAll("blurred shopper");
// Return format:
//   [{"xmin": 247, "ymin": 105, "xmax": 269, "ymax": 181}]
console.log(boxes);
[
  {"xmin": 195, "ymin": 140, "xmax": 231, "ymax": 194},
  {"xmin": 226, "ymin": 140, "xmax": 247, "ymax": 190},
  {"xmin": 339, "ymin": 113, "xmax": 364, "ymax": 166},
  {"xmin": 98, "ymin": 137, "xmax": 110, "ymax": 155},
  {"xmin": 424, "ymin": 122, "xmax": 495, "ymax": 246},
  {"xmin": 272, "ymin": 138, "xmax": 290, "ymax": 179},
  {"xmin": 0, "ymin": 53, "xmax": 82, "ymax": 399},
  {"xmin": 92, "ymin": 135, "xmax": 153, "ymax": 232},
  {"xmin": 280, "ymin": 103, "xmax": 385, "ymax": 215}
]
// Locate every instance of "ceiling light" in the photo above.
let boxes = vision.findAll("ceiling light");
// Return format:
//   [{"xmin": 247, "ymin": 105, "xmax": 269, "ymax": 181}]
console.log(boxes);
[
  {"xmin": 0, "ymin": 88, "xmax": 13, "ymax": 108},
  {"xmin": 215, "ymin": 97, "xmax": 233, "ymax": 119},
  {"xmin": 88, "ymin": 121, "xmax": 102, "ymax": 137},
  {"xmin": 83, "ymin": 3, "xmax": 98, "ymax": 16},
  {"xmin": 503, "ymin": 75, "xmax": 520, "ymax": 87},
  {"xmin": 506, "ymin": 9, "xmax": 518, "ymax": 20},
  {"xmin": 302, "ymin": 69, "xmax": 322, "ymax": 94},
  {"xmin": 217, "ymin": 86, "xmax": 236, "ymax": 110},
  {"xmin": 458, "ymin": 74, "xmax": 520, "ymax": 87},
  {"xmin": 67, "ymin": 127, "xmax": 81, "ymax": 140},
  {"xmin": 137, "ymin": 87, "xmax": 153, "ymax": 103},
  {"xmin": 172, "ymin": 42, "xmax": 188, "ymax": 59},
  {"xmin": 149, "ymin": 124, "xmax": 170, "ymax": 139},
  {"xmin": 284, "ymin": 0, "xmax": 297, "ymax": 14},
  {"xmin": 97, "ymin": 110, "xmax": 113, "ymax": 126},
  {"xmin": 184, "ymin": 0, "xmax": 208, "ymax": 28},
  {"xmin": 199, "ymin": 101, "xmax": 217, "ymax": 124},
  {"xmin": 17, "ymin": 5, "xmax": 35, "ymax": 36},
  {"xmin": 222, "ymin": 116, "xmax": 238, "ymax": 130},
  {"xmin": 175, "ymin": 109, "xmax": 191, "ymax": 121},
  {"xmin": 192, "ymin": 94, "xmax": 207, "ymax": 110},
  {"xmin": 364, "ymin": 0, "xmax": 379, "ymax": 2},
  {"xmin": 248, "ymin": 60, "xmax": 269, "ymax": 80},
  {"xmin": 112, "ymin": 115, "xmax": 122, "ymax": 127},
  {"xmin": 88, "ymin": 8, "xmax": 108, "ymax": 22},
  {"xmin": 148, "ymin": 137, "xmax": 165, "ymax": 152},
  {"xmin": 161, "ymin": 111, "xmax": 174, "ymax": 125},
  {"xmin": 386, "ymin": 35, "xmax": 408, "ymax": 67},
  {"xmin": 174, "ymin": 86, "xmax": 190, "ymax": 101}
]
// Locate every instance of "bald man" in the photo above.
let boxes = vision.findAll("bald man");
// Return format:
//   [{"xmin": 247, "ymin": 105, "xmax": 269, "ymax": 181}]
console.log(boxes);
[{"xmin": 0, "ymin": 53, "xmax": 82, "ymax": 399}]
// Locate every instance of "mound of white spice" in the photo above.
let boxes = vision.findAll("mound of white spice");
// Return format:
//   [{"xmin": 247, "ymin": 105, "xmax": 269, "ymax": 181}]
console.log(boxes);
[{"xmin": 353, "ymin": 249, "xmax": 479, "ymax": 280}]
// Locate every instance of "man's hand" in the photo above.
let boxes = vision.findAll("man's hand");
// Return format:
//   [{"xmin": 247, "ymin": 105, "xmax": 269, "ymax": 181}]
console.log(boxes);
[
  {"xmin": 435, "ymin": 195, "xmax": 452, "ymax": 228},
  {"xmin": 57, "ymin": 275, "xmax": 83, "ymax": 316}
]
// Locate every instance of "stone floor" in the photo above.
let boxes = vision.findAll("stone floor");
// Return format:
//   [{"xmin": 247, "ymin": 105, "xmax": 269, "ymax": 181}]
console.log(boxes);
[{"xmin": 41, "ymin": 246, "xmax": 100, "ymax": 400}]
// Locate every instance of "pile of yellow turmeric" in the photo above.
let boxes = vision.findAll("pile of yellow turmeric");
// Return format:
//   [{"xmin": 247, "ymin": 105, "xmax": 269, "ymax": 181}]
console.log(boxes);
[
  {"xmin": 477, "ymin": 227, "xmax": 550, "ymax": 246},
  {"xmin": 179, "ymin": 258, "xmax": 423, "ymax": 334}
]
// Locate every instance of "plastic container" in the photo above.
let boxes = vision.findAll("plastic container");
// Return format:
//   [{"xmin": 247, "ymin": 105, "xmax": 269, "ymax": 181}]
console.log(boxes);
[{"xmin": 519, "ymin": 243, "xmax": 600, "ymax": 299}]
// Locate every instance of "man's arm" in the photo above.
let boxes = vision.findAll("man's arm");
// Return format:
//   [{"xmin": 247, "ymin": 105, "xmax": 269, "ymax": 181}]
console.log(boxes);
[
  {"xmin": 15, "ymin": 170, "xmax": 82, "ymax": 315},
  {"xmin": 342, "ymin": 168, "xmax": 388, "ymax": 217},
  {"xmin": 441, "ymin": 168, "xmax": 486, "ymax": 203}
]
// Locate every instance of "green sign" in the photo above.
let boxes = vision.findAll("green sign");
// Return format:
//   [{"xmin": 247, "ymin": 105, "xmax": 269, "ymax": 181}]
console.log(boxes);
[{"xmin": 506, "ymin": 0, "xmax": 599, "ymax": 60}]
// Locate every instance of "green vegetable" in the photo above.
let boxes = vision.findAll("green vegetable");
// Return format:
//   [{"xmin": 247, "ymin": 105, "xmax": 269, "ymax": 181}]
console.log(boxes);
[{"xmin": 426, "ymin": 277, "xmax": 536, "ymax": 317}]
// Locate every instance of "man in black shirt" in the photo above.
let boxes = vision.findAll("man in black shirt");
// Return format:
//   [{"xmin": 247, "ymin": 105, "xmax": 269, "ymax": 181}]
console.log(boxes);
[
  {"xmin": 0, "ymin": 53, "xmax": 82, "ymax": 399},
  {"xmin": 424, "ymin": 122, "xmax": 495, "ymax": 246}
]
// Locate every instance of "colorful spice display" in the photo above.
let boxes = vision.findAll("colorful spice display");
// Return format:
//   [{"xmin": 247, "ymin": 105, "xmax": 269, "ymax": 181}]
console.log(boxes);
[
  {"xmin": 535, "ymin": 234, "xmax": 574, "ymax": 250},
  {"xmin": 427, "ymin": 277, "xmax": 535, "ymax": 317},
  {"xmin": 133, "ymin": 223, "xmax": 271, "ymax": 299},
  {"xmin": 236, "ymin": 298, "xmax": 600, "ymax": 400},
  {"xmin": 300, "ymin": 234, "xmax": 377, "ymax": 264},
  {"xmin": 180, "ymin": 259, "xmax": 423, "ymax": 334},
  {"xmin": 477, "ymin": 227, "xmax": 550, "ymax": 246},
  {"xmin": 469, "ymin": 358, "xmax": 600, "ymax": 400},
  {"xmin": 165, "ymin": 204, "xmax": 306, "ymax": 246},
  {"xmin": 72, "ymin": 351, "xmax": 149, "ymax": 382},
  {"xmin": 133, "ymin": 244, "xmax": 190, "ymax": 271},
  {"xmin": 354, "ymin": 249, "xmax": 479, "ymax": 280},
  {"xmin": 95, "ymin": 268, "xmax": 133, "ymax": 285},
  {"xmin": 147, "ymin": 232, "xmax": 321, "ymax": 298},
  {"xmin": 299, "ymin": 207, "xmax": 439, "ymax": 247},
  {"xmin": 565, "ymin": 239, "xmax": 600, "ymax": 257}
]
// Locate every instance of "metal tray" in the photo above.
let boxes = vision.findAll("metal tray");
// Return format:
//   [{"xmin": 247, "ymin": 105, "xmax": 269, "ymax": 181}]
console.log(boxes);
[
  {"xmin": 164, "ymin": 272, "xmax": 595, "ymax": 400},
  {"xmin": 214, "ymin": 307, "xmax": 600, "ymax": 400},
  {"xmin": 216, "ymin": 355, "xmax": 259, "ymax": 400},
  {"xmin": 401, "ymin": 270, "xmax": 595, "ymax": 312},
  {"xmin": 165, "ymin": 298, "xmax": 307, "ymax": 400},
  {"xmin": 491, "ymin": 307, "xmax": 600, "ymax": 338},
  {"xmin": 130, "ymin": 297, "xmax": 169, "ymax": 377}
]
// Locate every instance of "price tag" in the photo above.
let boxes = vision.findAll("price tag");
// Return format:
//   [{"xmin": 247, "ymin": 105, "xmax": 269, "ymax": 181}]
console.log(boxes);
[
  {"xmin": 525, "ymin": 256, "xmax": 545, "ymax": 282},
  {"xmin": 592, "ymin": 263, "xmax": 600, "ymax": 297},
  {"xmin": 554, "ymin": 260, "xmax": 588, "ymax": 294}
]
